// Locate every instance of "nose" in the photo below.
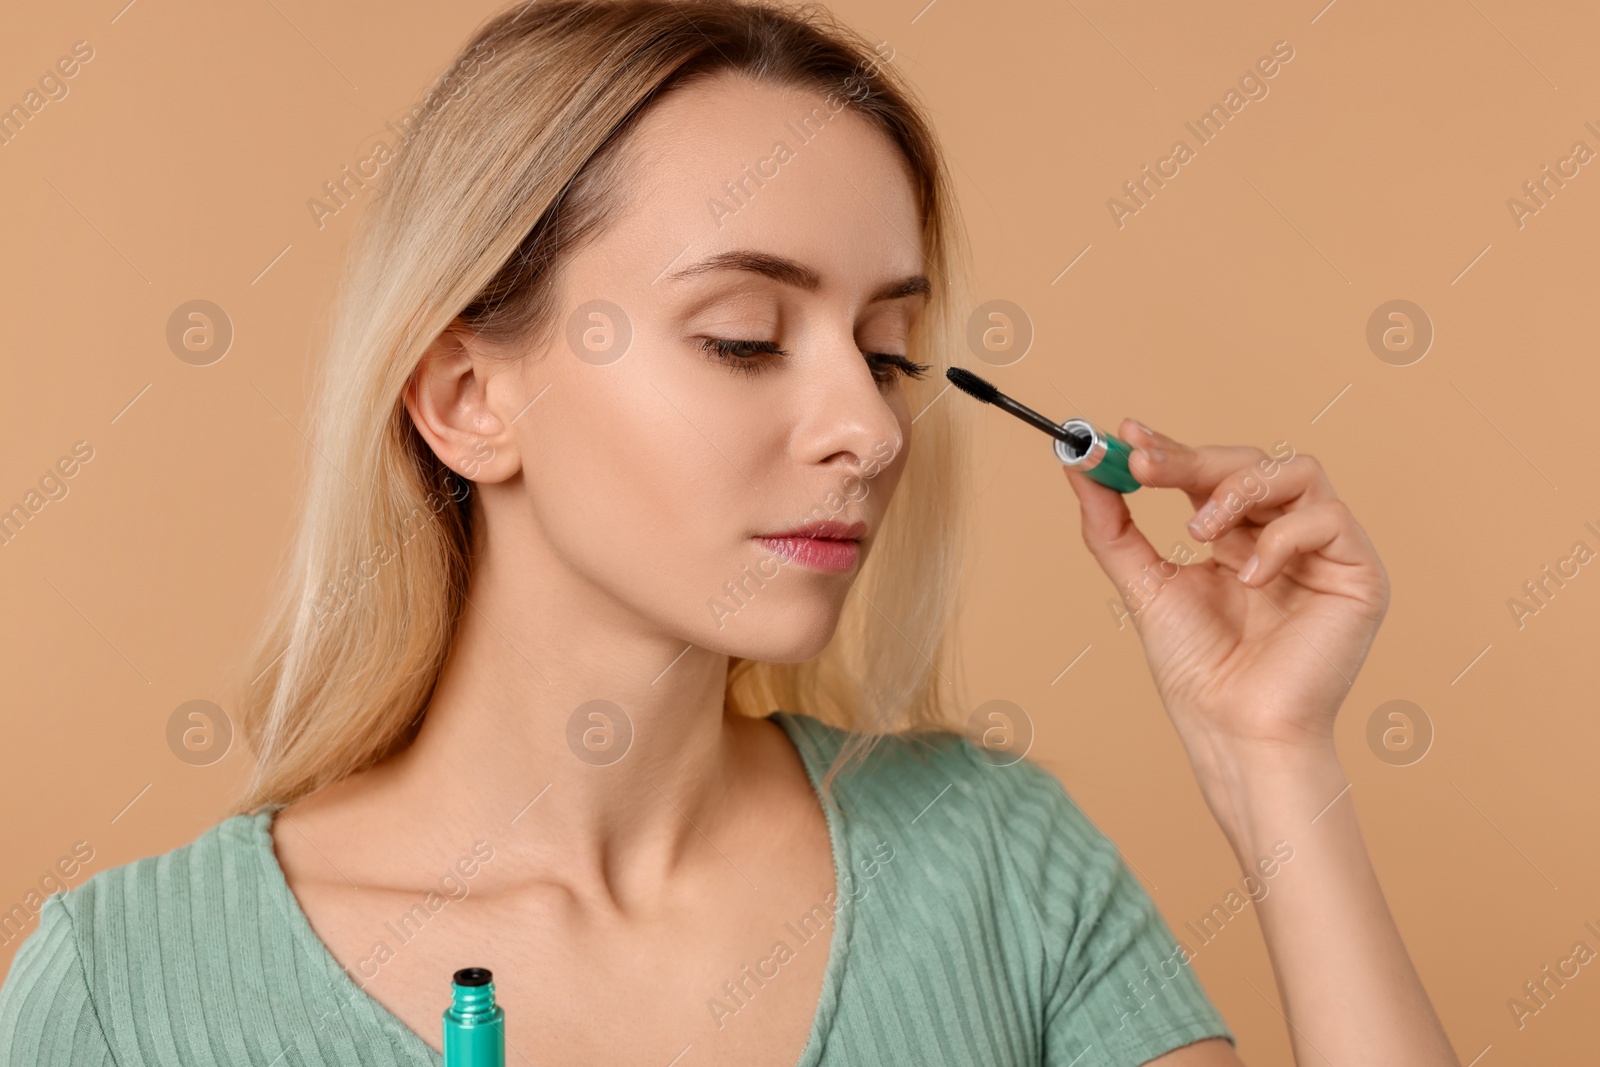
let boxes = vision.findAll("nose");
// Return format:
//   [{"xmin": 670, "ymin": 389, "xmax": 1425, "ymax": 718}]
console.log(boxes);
[{"xmin": 790, "ymin": 338, "xmax": 906, "ymax": 478}]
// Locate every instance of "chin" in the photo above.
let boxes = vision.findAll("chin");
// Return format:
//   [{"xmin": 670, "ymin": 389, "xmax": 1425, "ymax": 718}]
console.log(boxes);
[{"xmin": 698, "ymin": 596, "xmax": 846, "ymax": 664}]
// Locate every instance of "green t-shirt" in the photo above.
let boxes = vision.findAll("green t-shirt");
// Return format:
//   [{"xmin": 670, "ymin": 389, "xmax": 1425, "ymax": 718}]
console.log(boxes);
[{"xmin": 0, "ymin": 710, "xmax": 1234, "ymax": 1065}]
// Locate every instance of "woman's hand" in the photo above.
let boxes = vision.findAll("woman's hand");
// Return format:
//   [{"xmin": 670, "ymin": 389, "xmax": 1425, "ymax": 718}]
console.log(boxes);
[
  {"xmin": 1064, "ymin": 423, "xmax": 1465, "ymax": 1067},
  {"xmin": 1061, "ymin": 419, "xmax": 1390, "ymax": 776}
]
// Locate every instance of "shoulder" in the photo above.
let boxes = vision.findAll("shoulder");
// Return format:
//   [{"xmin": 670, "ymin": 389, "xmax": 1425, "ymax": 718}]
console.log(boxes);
[
  {"xmin": 0, "ymin": 889, "xmax": 111, "ymax": 1066},
  {"xmin": 774, "ymin": 709, "xmax": 1124, "ymax": 919},
  {"xmin": 0, "ymin": 812, "xmax": 271, "ymax": 1066},
  {"xmin": 776, "ymin": 708, "xmax": 1110, "ymax": 849},
  {"xmin": 26, "ymin": 811, "xmax": 269, "ymax": 959},
  {"xmin": 772, "ymin": 712, "xmax": 1215, "ymax": 1056},
  {"xmin": 776, "ymin": 713, "xmax": 1236, "ymax": 1057}
]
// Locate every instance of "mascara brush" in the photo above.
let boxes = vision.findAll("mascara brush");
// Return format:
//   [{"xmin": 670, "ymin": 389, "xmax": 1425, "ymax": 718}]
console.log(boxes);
[{"xmin": 945, "ymin": 366, "xmax": 1141, "ymax": 493}]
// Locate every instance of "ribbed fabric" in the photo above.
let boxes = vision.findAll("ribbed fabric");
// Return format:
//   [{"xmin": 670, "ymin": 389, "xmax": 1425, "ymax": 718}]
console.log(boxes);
[{"xmin": 0, "ymin": 710, "xmax": 1234, "ymax": 1066}]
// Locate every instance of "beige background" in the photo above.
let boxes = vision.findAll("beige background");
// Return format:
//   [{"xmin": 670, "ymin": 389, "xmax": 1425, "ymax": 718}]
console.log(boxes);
[{"xmin": 4, "ymin": 0, "xmax": 1598, "ymax": 1061}]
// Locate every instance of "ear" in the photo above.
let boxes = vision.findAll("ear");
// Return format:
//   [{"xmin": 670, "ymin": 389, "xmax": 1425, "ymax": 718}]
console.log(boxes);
[{"xmin": 403, "ymin": 323, "xmax": 522, "ymax": 484}]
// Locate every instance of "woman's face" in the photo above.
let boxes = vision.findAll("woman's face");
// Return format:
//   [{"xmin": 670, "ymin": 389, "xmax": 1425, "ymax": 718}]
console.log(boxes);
[{"xmin": 488, "ymin": 72, "xmax": 929, "ymax": 663}]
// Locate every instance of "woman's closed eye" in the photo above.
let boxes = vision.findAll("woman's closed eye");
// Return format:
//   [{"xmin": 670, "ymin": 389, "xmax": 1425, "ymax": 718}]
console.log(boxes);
[{"xmin": 699, "ymin": 337, "xmax": 931, "ymax": 384}]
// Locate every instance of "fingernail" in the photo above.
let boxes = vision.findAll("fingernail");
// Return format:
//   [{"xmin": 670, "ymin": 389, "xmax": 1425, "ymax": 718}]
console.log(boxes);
[
  {"xmin": 1186, "ymin": 500, "xmax": 1218, "ymax": 538},
  {"xmin": 1135, "ymin": 420, "xmax": 1157, "ymax": 438},
  {"xmin": 1142, "ymin": 447, "xmax": 1167, "ymax": 464},
  {"xmin": 1237, "ymin": 554, "xmax": 1260, "ymax": 583}
]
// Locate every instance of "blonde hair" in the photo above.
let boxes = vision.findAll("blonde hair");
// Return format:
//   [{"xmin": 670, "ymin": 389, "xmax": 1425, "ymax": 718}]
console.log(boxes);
[{"xmin": 232, "ymin": 0, "xmax": 976, "ymax": 814}]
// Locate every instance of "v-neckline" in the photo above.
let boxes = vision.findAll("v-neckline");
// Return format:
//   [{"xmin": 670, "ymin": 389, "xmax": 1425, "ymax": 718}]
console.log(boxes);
[{"xmin": 249, "ymin": 708, "xmax": 853, "ymax": 1067}]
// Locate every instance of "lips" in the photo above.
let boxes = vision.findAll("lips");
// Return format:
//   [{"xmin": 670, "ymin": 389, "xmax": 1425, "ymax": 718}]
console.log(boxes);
[
  {"xmin": 753, "ymin": 519, "xmax": 867, "ymax": 574},
  {"xmin": 757, "ymin": 519, "xmax": 868, "ymax": 541}
]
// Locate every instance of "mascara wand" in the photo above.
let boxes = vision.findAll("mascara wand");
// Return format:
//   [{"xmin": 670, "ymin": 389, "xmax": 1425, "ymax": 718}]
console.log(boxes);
[{"xmin": 945, "ymin": 367, "xmax": 1141, "ymax": 494}]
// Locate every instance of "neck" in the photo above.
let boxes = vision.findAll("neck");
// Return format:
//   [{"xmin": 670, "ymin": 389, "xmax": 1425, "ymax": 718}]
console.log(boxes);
[{"xmin": 374, "ymin": 509, "xmax": 754, "ymax": 909}]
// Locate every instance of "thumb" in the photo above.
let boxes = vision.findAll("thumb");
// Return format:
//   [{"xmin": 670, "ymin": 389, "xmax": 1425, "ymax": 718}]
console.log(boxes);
[{"xmin": 1062, "ymin": 466, "xmax": 1164, "ymax": 597}]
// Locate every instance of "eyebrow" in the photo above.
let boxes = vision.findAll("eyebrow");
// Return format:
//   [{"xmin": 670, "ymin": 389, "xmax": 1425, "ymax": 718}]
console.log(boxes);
[{"xmin": 664, "ymin": 249, "xmax": 931, "ymax": 303}]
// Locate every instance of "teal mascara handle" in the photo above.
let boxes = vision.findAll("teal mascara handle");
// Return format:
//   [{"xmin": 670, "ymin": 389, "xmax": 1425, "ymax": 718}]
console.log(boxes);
[
  {"xmin": 1052, "ymin": 419, "xmax": 1141, "ymax": 493},
  {"xmin": 443, "ymin": 968, "xmax": 506, "ymax": 1067}
]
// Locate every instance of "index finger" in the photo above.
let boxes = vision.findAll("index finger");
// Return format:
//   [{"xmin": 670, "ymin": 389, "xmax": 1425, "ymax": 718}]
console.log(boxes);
[
  {"xmin": 1125, "ymin": 421, "xmax": 1338, "ymax": 545},
  {"xmin": 1120, "ymin": 419, "xmax": 1267, "ymax": 509}
]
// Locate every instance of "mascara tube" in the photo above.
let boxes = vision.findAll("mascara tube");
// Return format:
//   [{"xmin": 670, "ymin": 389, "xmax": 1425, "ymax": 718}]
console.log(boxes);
[
  {"xmin": 1052, "ymin": 419, "xmax": 1141, "ymax": 493},
  {"xmin": 443, "ymin": 967, "xmax": 505, "ymax": 1067},
  {"xmin": 942, "ymin": 366, "xmax": 1142, "ymax": 494}
]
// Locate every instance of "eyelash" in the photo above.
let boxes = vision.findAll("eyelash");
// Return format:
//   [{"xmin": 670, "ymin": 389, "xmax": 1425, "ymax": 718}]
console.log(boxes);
[{"xmin": 699, "ymin": 337, "xmax": 931, "ymax": 385}]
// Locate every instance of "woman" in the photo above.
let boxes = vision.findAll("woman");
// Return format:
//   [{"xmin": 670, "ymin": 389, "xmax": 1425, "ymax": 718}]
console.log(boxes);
[{"xmin": 0, "ymin": 1, "xmax": 1458, "ymax": 1064}]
